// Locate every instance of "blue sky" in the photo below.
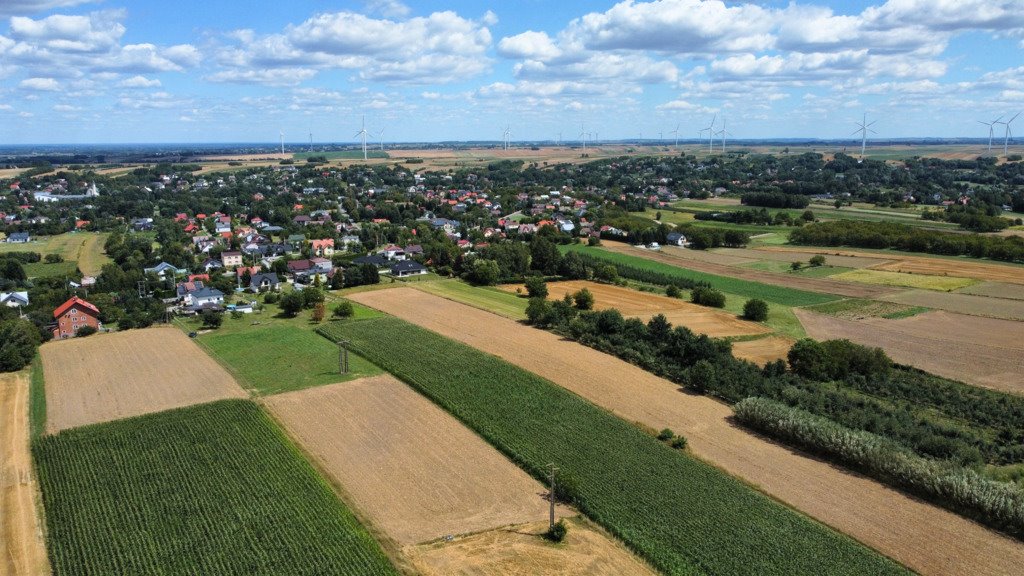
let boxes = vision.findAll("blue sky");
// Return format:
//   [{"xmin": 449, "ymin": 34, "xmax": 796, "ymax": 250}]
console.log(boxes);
[{"xmin": 1, "ymin": 0, "xmax": 1022, "ymax": 144}]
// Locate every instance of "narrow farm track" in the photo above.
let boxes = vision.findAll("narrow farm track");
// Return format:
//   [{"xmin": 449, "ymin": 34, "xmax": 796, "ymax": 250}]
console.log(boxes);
[
  {"xmin": 0, "ymin": 371, "xmax": 50, "ymax": 576},
  {"xmin": 351, "ymin": 288, "xmax": 1024, "ymax": 576},
  {"xmin": 602, "ymin": 241, "xmax": 898, "ymax": 298}
]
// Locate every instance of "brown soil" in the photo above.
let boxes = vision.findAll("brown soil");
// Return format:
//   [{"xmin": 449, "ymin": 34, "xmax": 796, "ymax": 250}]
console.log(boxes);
[
  {"xmin": 40, "ymin": 327, "xmax": 246, "ymax": 433},
  {"xmin": 795, "ymin": 309, "xmax": 1024, "ymax": 394},
  {"xmin": 880, "ymin": 290, "xmax": 1024, "ymax": 321},
  {"xmin": 760, "ymin": 247, "xmax": 1024, "ymax": 285},
  {"xmin": 501, "ymin": 280, "xmax": 769, "ymax": 338},
  {"xmin": 265, "ymin": 375, "xmax": 566, "ymax": 545},
  {"xmin": 0, "ymin": 371, "xmax": 50, "ymax": 576},
  {"xmin": 405, "ymin": 518, "xmax": 655, "ymax": 576},
  {"xmin": 731, "ymin": 336, "xmax": 794, "ymax": 366},
  {"xmin": 602, "ymin": 241, "xmax": 896, "ymax": 299},
  {"xmin": 957, "ymin": 282, "xmax": 1024, "ymax": 301},
  {"xmin": 724, "ymin": 247, "xmax": 894, "ymax": 269},
  {"xmin": 351, "ymin": 288, "xmax": 1024, "ymax": 576}
]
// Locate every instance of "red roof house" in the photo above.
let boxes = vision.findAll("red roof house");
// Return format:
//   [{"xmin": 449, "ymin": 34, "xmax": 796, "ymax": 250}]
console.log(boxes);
[{"xmin": 52, "ymin": 296, "xmax": 101, "ymax": 339}]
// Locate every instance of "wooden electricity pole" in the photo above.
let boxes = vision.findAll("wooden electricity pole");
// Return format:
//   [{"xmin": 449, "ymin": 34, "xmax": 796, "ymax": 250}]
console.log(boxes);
[
  {"xmin": 548, "ymin": 463, "xmax": 558, "ymax": 530},
  {"xmin": 338, "ymin": 340, "xmax": 350, "ymax": 374}
]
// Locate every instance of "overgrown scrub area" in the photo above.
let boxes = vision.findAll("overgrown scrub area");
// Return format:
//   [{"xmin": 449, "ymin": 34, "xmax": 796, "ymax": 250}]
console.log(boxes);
[
  {"xmin": 790, "ymin": 220, "xmax": 1024, "ymax": 262},
  {"xmin": 33, "ymin": 400, "xmax": 398, "ymax": 576},
  {"xmin": 560, "ymin": 244, "xmax": 838, "ymax": 307},
  {"xmin": 318, "ymin": 317, "xmax": 906, "ymax": 576},
  {"xmin": 734, "ymin": 398, "xmax": 1024, "ymax": 538}
]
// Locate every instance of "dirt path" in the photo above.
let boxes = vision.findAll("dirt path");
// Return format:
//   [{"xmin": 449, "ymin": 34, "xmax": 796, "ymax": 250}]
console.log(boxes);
[
  {"xmin": 603, "ymin": 241, "xmax": 897, "ymax": 298},
  {"xmin": 794, "ymin": 309, "xmax": 1024, "ymax": 395},
  {"xmin": 0, "ymin": 372, "xmax": 51, "ymax": 576},
  {"xmin": 351, "ymin": 288, "xmax": 1024, "ymax": 576}
]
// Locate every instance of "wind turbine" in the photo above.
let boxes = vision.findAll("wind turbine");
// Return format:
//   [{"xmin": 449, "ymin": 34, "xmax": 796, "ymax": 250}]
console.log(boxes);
[
  {"xmin": 715, "ymin": 117, "xmax": 732, "ymax": 153},
  {"xmin": 557, "ymin": 132, "xmax": 562, "ymax": 146},
  {"xmin": 502, "ymin": 125, "xmax": 511, "ymax": 150},
  {"xmin": 671, "ymin": 124, "xmax": 680, "ymax": 148},
  {"xmin": 279, "ymin": 130, "xmax": 284, "ymax": 154},
  {"xmin": 354, "ymin": 115, "xmax": 368, "ymax": 161},
  {"xmin": 378, "ymin": 128, "xmax": 385, "ymax": 151},
  {"xmin": 852, "ymin": 113, "xmax": 877, "ymax": 161},
  {"xmin": 997, "ymin": 112, "xmax": 1020, "ymax": 155},
  {"xmin": 700, "ymin": 115, "xmax": 716, "ymax": 153},
  {"xmin": 579, "ymin": 124, "xmax": 587, "ymax": 151},
  {"xmin": 979, "ymin": 115, "xmax": 1002, "ymax": 152},
  {"xmin": 308, "ymin": 128, "xmax": 313, "ymax": 152}
]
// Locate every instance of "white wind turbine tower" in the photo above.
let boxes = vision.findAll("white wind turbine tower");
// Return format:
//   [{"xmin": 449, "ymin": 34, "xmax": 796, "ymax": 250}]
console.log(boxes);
[
  {"xmin": 978, "ymin": 115, "xmax": 1002, "ymax": 152},
  {"xmin": 700, "ymin": 115, "xmax": 716, "ymax": 153},
  {"xmin": 997, "ymin": 112, "xmax": 1020, "ymax": 155},
  {"xmin": 715, "ymin": 117, "xmax": 733, "ymax": 153},
  {"xmin": 354, "ymin": 115, "xmax": 369, "ymax": 161},
  {"xmin": 671, "ymin": 124, "xmax": 680, "ymax": 148},
  {"xmin": 378, "ymin": 128, "xmax": 385, "ymax": 151},
  {"xmin": 852, "ymin": 113, "xmax": 877, "ymax": 161},
  {"xmin": 279, "ymin": 130, "xmax": 284, "ymax": 154},
  {"xmin": 502, "ymin": 125, "xmax": 511, "ymax": 150},
  {"xmin": 308, "ymin": 128, "xmax": 313, "ymax": 152},
  {"xmin": 579, "ymin": 124, "xmax": 587, "ymax": 151}
]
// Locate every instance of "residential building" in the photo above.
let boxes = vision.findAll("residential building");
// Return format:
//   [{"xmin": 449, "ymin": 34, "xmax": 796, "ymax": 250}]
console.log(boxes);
[
  {"xmin": 390, "ymin": 260, "xmax": 428, "ymax": 278},
  {"xmin": 52, "ymin": 296, "xmax": 101, "ymax": 339},
  {"xmin": 310, "ymin": 238, "xmax": 335, "ymax": 257},
  {"xmin": 249, "ymin": 273, "xmax": 281, "ymax": 292},
  {"xmin": 221, "ymin": 251, "xmax": 243, "ymax": 268},
  {"xmin": 0, "ymin": 291, "xmax": 29, "ymax": 308},
  {"xmin": 7, "ymin": 232, "xmax": 30, "ymax": 243}
]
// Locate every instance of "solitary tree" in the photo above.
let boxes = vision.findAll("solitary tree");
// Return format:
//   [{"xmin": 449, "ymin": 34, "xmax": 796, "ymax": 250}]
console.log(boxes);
[
  {"xmin": 572, "ymin": 288, "xmax": 594, "ymax": 310},
  {"xmin": 279, "ymin": 291, "xmax": 304, "ymax": 317},
  {"xmin": 742, "ymin": 298, "xmax": 769, "ymax": 321}
]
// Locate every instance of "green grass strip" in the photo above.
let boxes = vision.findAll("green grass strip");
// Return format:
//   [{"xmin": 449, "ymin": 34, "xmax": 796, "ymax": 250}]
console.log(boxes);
[
  {"xmin": 318, "ymin": 317, "xmax": 907, "ymax": 576},
  {"xmin": 560, "ymin": 244, "xmax": 839, "ymax": 306},
  {"xmin": 33, "ymin": 400, "xmax": 399, "ymax": 576},
  {"xmin": 29, "ymin": 355, "xmax": 46, "ymax": 440}
]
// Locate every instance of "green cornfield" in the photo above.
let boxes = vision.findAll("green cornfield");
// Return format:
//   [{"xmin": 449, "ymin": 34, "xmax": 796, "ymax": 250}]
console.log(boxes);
[
  {"xmin": 318, "ymin": 318, "xmax": 907, "ymax": 576},
  {"xmin": 33, "ymin": 400, "xmax": 399, "ymax": 576}
]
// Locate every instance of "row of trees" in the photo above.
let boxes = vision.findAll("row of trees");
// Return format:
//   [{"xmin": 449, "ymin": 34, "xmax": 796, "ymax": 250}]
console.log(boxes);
[{"xmin": 790, "ymin": 220, "xmax": 1024, "ymax": 262}]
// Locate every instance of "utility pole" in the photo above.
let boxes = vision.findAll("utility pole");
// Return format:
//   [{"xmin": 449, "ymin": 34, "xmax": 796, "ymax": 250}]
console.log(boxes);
[
  {"xmin": 547, "ymin": 463, "xmax": 558, "ymax": 530},
  {"xmin": 338, "ymin": 340, "xmax": 350, "ymax": 374}
]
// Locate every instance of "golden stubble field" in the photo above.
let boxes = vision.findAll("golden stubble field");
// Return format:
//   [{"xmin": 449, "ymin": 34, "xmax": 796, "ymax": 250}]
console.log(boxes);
[
  {"xmin": 0, "ymin": 371, "xmax": 50, "ymax": 576},
  {"xmin": 40, "ymin": 327, "xmax": 246, "ymax": 432},
  {"xmin": 351, "ymin": 288, "xmax": 1024, "ymax": 576},
  {"xmin": 501, "ymin": 280, "xmax": 769, "ymax": 338},
  {"xmin": 266, "ymin": 374, "xmax": 652, "ymax": 575}
]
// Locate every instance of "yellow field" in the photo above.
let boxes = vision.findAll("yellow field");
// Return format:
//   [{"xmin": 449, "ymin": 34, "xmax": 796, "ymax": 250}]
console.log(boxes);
[{"xmin": 832, "ymin": 269, "xmax": 977, "ymax": 291}]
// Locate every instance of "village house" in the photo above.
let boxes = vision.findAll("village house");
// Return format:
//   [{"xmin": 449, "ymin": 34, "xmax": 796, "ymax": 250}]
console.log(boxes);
[
  {"xmin": 221, "ymin": 251, "xmax": 243, "ymax": 268},
  {"xmin": 0, "ymin": 291, "xmax": 29, "ymax": 308},
  {"xmin": 310, "ymin": 238, "xmax": 335, "ymax": 257},
  {"xmin": 52, "ymin": 296, "xmax": 101, "ymax": 339},
  {"xmin": 248, "ymin": 272, "xmax": 281, "ymax": 292}
]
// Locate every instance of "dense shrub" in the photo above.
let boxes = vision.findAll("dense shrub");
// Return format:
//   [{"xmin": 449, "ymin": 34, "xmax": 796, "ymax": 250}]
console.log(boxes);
[
  {"xmin": 787, "ymin": 338, "xmax": 891, "ymax": 381},
  {"xmin": 742, "ymin": 299, "xmax": 769, "ymax": 321},
  {"xmin": 524, "ymin": 275, "xmax": 548, "ymax": 298},
  {"xmin": 735, "ymin": 397, "xmax": 1024, "ymax": 538},
  {"xmin": 333, "ymin": 301, "xmax": 354, "ymax": 318},
  {"xmin": 691, "ymin": 286, "xmax": 726, "ymax": 308}
]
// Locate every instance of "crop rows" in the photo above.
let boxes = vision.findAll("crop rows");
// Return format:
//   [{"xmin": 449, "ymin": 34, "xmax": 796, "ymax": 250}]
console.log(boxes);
[
  {"xmin": 318, "ymin": 318, "xmax": 906, "ymax": 576},
  {"xmin": 33, "ymin": 400, "xmax": 398, "ymax": 576},
  {"xmin": 559, "ymin": 244, "xmax": 838, "ymax": 306}
]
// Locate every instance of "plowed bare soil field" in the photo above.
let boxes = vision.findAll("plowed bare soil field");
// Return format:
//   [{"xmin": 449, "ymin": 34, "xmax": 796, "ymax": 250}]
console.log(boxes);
[
  {"xmin": 351, "ymin": 288, "xmax": 1024, "ymax": 576},
  {"xmin": 761, "ymin": 246, "xmax": 1024, "ymax": 285},
  {"xmin": 406, "ymin": 518, "xmax": 655, "ymax": 576},
  {"xmin": 0, "ymin": 371, "xmax": 50, "ymax": 576},
  {"xmin": 731, "ymin": 336, "xmax": 794, "ymax": 366},
  {"xmin": 603, "ymin": 241, "xmax": 896, "ymax": 298},
  {"xmin": 794, "ymin": 309, "xmax": 1024, "ymax": 394},
  {"xmin": 265, "ymin": 375, "xmax": 562, "ymax": 545},
  {"xmin": 880, "ymin": 290, "xmax": 1024, "ymax": 320},
  {"xmin": 500, "ymin": 280, "xmax": 769, "ymax": 338},
  {"xmin": 957, "ymin": 281, "xmax": 1024, "ymax": 301},
  {"xmin": 40, "ymin": 327, "xmax": 246, "ymax": 432}
]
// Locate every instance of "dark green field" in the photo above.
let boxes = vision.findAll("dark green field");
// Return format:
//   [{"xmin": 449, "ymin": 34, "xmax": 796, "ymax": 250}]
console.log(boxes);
[
  {"xmin": 33, "ymin": 400, "xmax": 398, "ymax": 576},
  {"xmin": 318, "ymin": 317, "xmax": 907, "ymax": 576}
]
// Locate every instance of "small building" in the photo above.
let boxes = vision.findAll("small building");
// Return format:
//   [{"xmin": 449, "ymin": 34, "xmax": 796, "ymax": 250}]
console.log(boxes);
[
  {"xmin": 0, "ymin": 291, "xmax": 29, "ymax": 308},
  {"xmin": 352, "ymin": 254, "xmax": 390, "ymax": 268},
  {"xmin": 144, "ymin": 261, "xmax": 185, "ymax": 279},
  {"xmin": 390, "ymin": 260, "xmax": 428, "ymax": 278},
  {"xmin": 666, "ymin": 232, "xmax": 688, "ymax": 247},
  {"xmin": 221, "ymin": 251, "xmax": 243, "ymax": 268},
  {"xmin": 378, "ymin": 244, "xmax": 406, "ymax": 261},
  {"xmin": 7, "ymin": 232, "xmax": 30, "ymax": 243},
  {"xmin": 249, "ymin": 272, "xmax": 281, "ymax": 292},
  {"xmin": 184, "ymin": 287, "xmax": 225, "ymax": 310},
  {"xmin": 52, "ymin": 296, "xmax": 101, "ymax": 339},
  {"xmin": 310, "ymin": 238, "xmax": 335, "ymax": 257}
]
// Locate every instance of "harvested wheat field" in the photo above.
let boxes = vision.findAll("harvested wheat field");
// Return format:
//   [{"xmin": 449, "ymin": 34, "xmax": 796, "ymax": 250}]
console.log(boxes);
[
  {"xmin": 720, "ymin": 247, "xmax": 893, "ymax": 269},
  {"xmin": 41, "ymin": 327, "xmax": 246, "ymax": 433},
  {"xmin": 794, "ymin": 309, "xmax": 1024, "ymax": 394},
  {"xmin": 351, "ymin": 288, "xmax": 1024, "ymax": 576},
  {"xmin": 957, "ymin": 281, "xmax": 1024, "ymax": 301},
  {"xmin": 731, "ymin": 336, "xmax": 794, "ymax": 366},
  {"xmin": 603, "ymin": 241, "xmax": 896, "ymax": 299},
  {"xmin": 501, "ymin": 280, "xmax": 769, "ymax": 337},
  {"xmin": 832, "ymin": 269, "xmax": 977, "ymax": 291},
  {"xmin": 406, "ymin": 518, "xmax": 655, "ymax": 576},
  {"xmin": 760, "ymin": 246, "xmax": 1024, "ymax": 285},
  {"xmin": 0, "ymin": 372, "xmax": 50, "ymax": 576},
  {"xmin": 880, "ymin": 289, "xmax": 1024, "ymax": 321},
  {"xmin": 265, "ymin": 375, "xmax": 564, "ymax": 545}
]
